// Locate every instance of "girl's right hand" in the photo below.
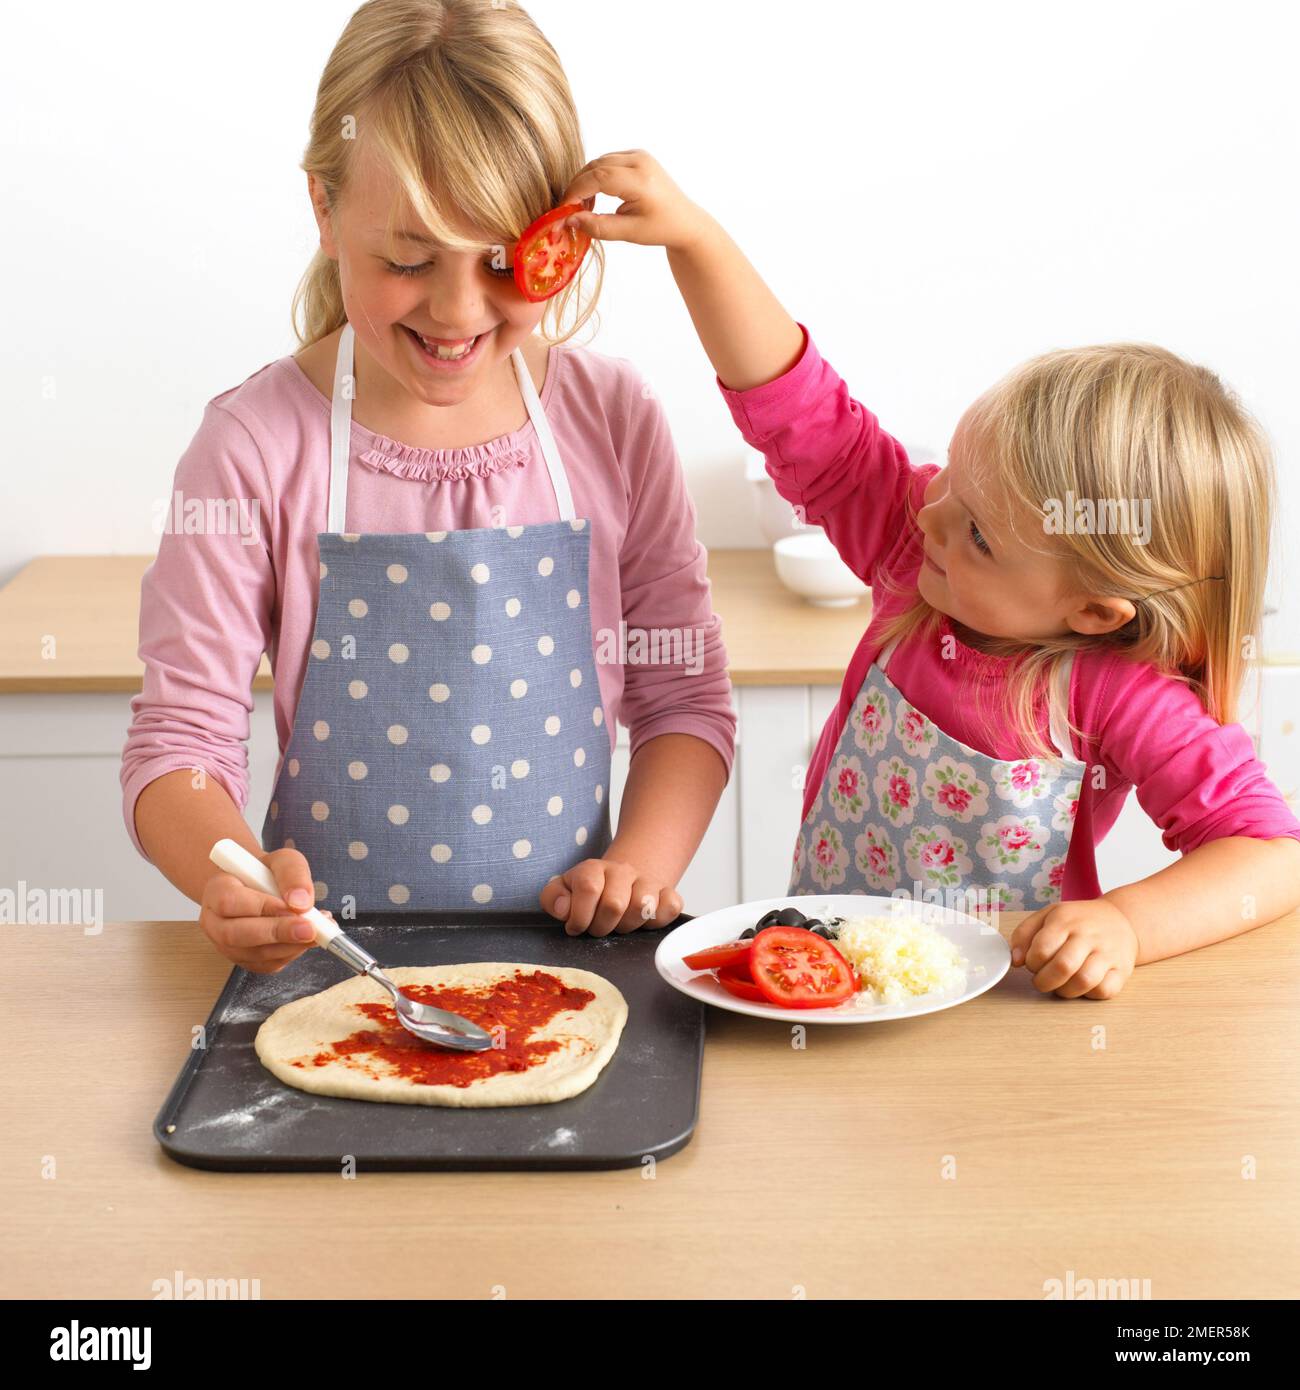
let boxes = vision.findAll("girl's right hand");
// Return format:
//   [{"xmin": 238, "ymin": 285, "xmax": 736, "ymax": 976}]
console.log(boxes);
[
  {"xmin": 561, "ymin": 150, "xmax": 715, "ymax": 253},
  {"xmin": 198, "ymin": 846, "xmax": 330, "ymax": 973}
]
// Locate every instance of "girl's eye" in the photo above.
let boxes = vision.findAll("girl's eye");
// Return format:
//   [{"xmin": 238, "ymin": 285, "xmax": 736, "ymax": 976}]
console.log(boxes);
[
  {"xmin": 383, "ymin": 259, "xmax": 516, "ymax": 280},
  {"xmin": 969, "ymin": 519, "xmax": 991, "ymax": 555}
]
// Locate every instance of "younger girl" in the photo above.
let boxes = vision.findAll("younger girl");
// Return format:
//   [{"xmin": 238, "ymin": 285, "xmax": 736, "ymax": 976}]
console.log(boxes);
[
  {"xmin": 562, "ymin": 151, "xmax": 1300, "ymax": 1000},
  {"xmin": 121, "ymin": 4, "xmax": 735, "ymax": 968}
]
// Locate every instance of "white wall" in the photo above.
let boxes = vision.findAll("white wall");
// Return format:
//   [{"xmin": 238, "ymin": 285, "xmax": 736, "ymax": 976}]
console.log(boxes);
[{"xmin": 4, "ymin": 0, "xmax": 1297, "ymax": 651}]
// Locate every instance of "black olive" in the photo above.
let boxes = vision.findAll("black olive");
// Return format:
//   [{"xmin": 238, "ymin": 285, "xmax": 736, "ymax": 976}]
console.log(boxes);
[
  {"xmin": 801, "ymin": 917, "xmax": 824, "ymax": 931},
  {"xmin": 739, "ymin": 927, "xmax": 757, "ymax": 939},
  {"xmin": 755, "ymin": 909, "xmax": 784, "ymax": 928},
  {"xmin": 774, "ymin": 907, "xmax": 807, "ymax": 926},
  {"xmin": 811, "ymin": 926, "xmax": 832, "ymax": 938}
]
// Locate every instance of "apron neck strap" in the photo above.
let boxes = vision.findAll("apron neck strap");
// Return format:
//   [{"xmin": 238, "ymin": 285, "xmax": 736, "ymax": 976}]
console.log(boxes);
[
  {"xmin": 874, "ymin": 634, "xmax": 1077, "ymax": 763},
  {"xmin": 1046, "ymin": 650, "xmax": 1077, "ymax": 762},
  {"xmin": 326, "ymin": 322, "xmax": 575, "ymax": 532},
  {"xmin": 327, "ymin": 321, "xmax": 356, "ymax": 534},
  {"xmin": 510, "ymin": 344, "xmax": 574, "ymax": 521}
]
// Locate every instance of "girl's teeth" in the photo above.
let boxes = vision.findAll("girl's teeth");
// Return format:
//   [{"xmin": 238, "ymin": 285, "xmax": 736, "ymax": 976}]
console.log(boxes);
[{"xmin": 417, "ymin": 332, "xmax": 476, "ymax": 360}]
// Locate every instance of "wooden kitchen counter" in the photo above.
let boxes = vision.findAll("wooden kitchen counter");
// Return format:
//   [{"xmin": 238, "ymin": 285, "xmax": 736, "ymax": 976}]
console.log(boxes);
[
  {"xmin": 3, "ymin": 909, "xmax": 1297, "ymax": 1300},
  {"xmin": 0, "ymin": 551, "xmax": 868, "ymax": 692}
]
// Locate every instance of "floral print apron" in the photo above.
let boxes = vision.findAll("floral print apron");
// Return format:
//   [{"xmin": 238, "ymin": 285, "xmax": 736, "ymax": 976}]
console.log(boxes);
[{"xmin": 788, "ymin": 635, "xmax": 1084, "ymax": 913}]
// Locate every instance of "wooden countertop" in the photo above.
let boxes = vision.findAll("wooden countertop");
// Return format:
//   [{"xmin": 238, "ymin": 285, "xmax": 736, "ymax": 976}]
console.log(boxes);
[
  {"xmin": 4, "ymin": 910, "xmax": 1297, "ymax": 1299},
  {"xmin": 0, "ymin": 552, "xmax": 867, "ymax": 693}
]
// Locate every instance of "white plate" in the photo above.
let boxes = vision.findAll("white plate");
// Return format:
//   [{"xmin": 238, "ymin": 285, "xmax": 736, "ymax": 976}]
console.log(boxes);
[{"xmin": 655, "ymin": 894, "xmax": 1011, "ymax": 1024}]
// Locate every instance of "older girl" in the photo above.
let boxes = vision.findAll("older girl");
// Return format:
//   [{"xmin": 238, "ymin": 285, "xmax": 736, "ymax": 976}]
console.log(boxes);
[{"xmin": 122, "ymin": 5, "xmax": 734, "ymax": 966}]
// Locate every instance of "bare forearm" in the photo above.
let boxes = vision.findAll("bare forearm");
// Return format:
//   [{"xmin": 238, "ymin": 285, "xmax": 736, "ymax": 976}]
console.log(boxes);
[
  {"xmin": 134, "ymin": 768, "xmax": 264, "ymax": 906},
  {"xmin": 665, "ymin": 215, "xmax": 805, "ymax": 392},
  {"xmin": 606, "ymin": 732, "xmax": 728, "ymax": 885},
  {"xmin": 1104, "ymin": 836, "xmax": 1300, "ymax": 964}
]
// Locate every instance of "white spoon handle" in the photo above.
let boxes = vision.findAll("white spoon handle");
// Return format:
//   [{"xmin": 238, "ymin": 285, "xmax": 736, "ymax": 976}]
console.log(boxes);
[{"xmin": 208, "ymin": 837, "xmax": 344, "ymax": 949}]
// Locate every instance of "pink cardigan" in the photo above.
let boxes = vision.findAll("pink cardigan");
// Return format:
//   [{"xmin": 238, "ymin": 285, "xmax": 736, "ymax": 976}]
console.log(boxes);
[
  {"xmin": 717, "ymin": 326, "xmax": 1300, "ymax": 900},
  {"xmin": 121, "ymin": 340, "xmax": 736, "ymax": 861}
]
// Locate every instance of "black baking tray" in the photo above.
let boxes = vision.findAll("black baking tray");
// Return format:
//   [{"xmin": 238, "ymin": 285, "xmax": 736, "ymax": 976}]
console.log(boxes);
[{"xmin": 154, "ymin": 911, "xmax": 704, "ymax": 1172}]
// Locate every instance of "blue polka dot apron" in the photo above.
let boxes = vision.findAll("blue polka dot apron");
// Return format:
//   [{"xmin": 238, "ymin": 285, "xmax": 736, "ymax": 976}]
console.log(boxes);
[
  {"xmin": 788, "ymin": 635, "xmax": 1085, "ymax": 913},
  {"xmin": 262, "ymin": 322, "xmax": 612, "ymax": 913}
]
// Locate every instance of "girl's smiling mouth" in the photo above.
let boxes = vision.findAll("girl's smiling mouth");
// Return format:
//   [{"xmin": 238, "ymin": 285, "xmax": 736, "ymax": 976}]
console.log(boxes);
[{"xmin": 402, "ymin": 324, "xmax": 492, "ymax": 369}]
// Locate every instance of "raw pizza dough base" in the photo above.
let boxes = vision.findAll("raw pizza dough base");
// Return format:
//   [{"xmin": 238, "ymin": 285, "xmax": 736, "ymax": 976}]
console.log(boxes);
[{"xmin": 255, "ymin": 963, "xmax": 628, "ymax": 1108}]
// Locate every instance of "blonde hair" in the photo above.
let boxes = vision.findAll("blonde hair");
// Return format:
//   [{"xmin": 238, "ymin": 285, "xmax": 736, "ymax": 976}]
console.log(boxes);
[
  {"xmin": 291, "ymin": 0, "xmax": 602, "ymax": 349},
  {"xmin": 872, "ymin": 343, "xmax": 1275, "ymax": 760}
]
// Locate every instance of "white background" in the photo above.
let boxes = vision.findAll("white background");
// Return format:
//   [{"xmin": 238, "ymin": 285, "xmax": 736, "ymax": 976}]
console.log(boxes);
[{"xmin": 3, "ymin": 0, "xmax": 1297, "ymax": 651}]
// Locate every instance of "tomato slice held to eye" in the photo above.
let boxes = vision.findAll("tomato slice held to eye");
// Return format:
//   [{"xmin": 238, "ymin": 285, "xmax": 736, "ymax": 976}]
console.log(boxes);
[
  {"xmin": 749, "ymin": 926, "xmax": 856, "ymax": 1009},
  {"xmin": 513, "ymin": 203, "xmax": 592, "ymax": 302},
  {"xmin": 716, "ymin": 964, "xmax": 766, "ymax": 1002},
  {"xmin": 682, "ymin": 939, "xmax": 752, "ymax": 972}
]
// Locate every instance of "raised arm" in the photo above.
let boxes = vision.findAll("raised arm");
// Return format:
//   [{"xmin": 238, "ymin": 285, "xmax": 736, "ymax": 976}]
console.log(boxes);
[
  {"xmin": 563, "ymin": 150, "xmax": 804, "ymax": 391},
  {"xmin": 565, "ymin": 152, "xmax": 928, "ymax": 586}
]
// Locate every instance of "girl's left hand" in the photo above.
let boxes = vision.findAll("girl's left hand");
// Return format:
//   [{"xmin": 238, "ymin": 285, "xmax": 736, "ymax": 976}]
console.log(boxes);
[
  {"xmin": 540, "ymin": 857, "xmax": 684, "ymax": 937},
  {"xmin": 1009, "ymin": 899, "xmax": 1139, "ymax": 999}
]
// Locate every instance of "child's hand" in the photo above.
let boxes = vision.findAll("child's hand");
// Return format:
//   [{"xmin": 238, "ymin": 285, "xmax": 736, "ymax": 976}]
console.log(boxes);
[
  {"xmin": 540, "ymin": 857, "xmax": 684, "ymax": 937},
  {"xmin": 1009, "ymin": 899, "xmax": 1138, "ymax": 999},
  {"xmin": 199, "ymin": 846, "xmax": 332, "ymax": 973},
  {"xmin": 561, "ymin": 150, "xmax": 714, "ymax": 253}
]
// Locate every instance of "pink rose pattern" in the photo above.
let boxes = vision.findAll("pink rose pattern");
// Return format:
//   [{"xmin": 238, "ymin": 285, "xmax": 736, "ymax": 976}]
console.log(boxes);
[
  {"xmin": 992, "ymin": 758, "xmax": 1055, "ymax": 809},
  {"xmin": 984, "ymin": 882, "xmax": 1027, "ymax": 913},
  {"xmin": 921, "ymin": 757, "xmax": 990, "ymax": 824},
  {"xmin": 850, "ymin": 685, "xmax": 892, "ymax": 756},
  {"xmin": 1051, "ymin": 780, "xmax": 1080, "ymax": 834},
  {"xmin": 854, "ymin": 824, "xmax": 901, "ymax": 890},
  {"xmin": 903, "ymin": 825, "xmax": 975, "ymax": 888},
  {"xmin": 976, "ymin": 814, "xmax": 1048, "ymax": 873},
  {"xmin": 872, "ymin": 755, "xmax": 919, "ymax": 827},
  {"xmin": 1032, "ymin": 855, "xmax": 1068, "ymax": 905},
  {"xmin": 789, "ymin": 662, "xmax": 1085, "ymax": 907},
  {"xmin": 828, "ymin": 754, "xmax": 869, "ymax": 823},
  {"xmin": 895, "ymin": 697, "xmax": 939, "ymax": 759},
  {"xmin": 807, "ymin": 820, "xmax": 850, "ymax": 890}
]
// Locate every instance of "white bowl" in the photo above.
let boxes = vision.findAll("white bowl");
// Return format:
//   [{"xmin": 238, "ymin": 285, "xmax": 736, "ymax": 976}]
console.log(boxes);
[
  {"xmin": 748, "ymin": 470, "xmax": 804, "ymax": 544},
  {"xmin": 772, "ymin": 531, "xmax": 868, "ymax": 607}
]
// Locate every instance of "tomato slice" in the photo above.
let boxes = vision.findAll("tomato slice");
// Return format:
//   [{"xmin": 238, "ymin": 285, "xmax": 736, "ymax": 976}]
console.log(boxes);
[
  {"xmin": 749, "ymin": 926, "xmax": 856, "ymax": 1009},
  {"xmin": 682, "ymin": 939, "xmax": 752, "ymax": 972},
  {"xmin": 513, "ymin": 203, "xmax": 591, "ymax": 302},
  {"xmin": 716, "ymin": 965, "xmax": 766, "ymax": 1002}
]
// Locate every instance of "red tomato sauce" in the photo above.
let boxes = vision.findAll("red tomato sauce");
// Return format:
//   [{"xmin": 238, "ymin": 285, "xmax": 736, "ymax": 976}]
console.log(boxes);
[{"xmin": 292, "ymin": 969, "xmax": 596, "ymax": 1088}]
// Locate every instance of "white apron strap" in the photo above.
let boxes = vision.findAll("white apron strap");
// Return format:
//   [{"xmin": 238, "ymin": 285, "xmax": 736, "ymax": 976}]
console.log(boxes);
[
  {"xmin": 325, "ymin": 325, "xmax": 575, "ymax": 531},
  {"xmin": 511, "ymin": 347, "xmax": 574, "ymax": 522},
  {"xmin": 876, "ymin": 631, "xmax": 1076, "ymax": 762},
  {"xmin": 327, "ymin": 322, "xmax": 356, "ymax": 534},
  {"xmin": 1047, "ymin": 650, "xmax": 1077, "ymax": 762}
]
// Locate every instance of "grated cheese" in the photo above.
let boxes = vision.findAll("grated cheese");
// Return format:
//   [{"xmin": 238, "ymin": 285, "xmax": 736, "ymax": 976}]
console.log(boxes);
[{"xmin": 832, "ymin": 914, "xmax": 968, "ymax": 1006}]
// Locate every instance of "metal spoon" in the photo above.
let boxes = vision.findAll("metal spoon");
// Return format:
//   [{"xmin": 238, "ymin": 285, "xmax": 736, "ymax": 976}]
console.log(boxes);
[{"xmin": 209, "ymin": 838, "xmax": 494, "ymax": 1052}]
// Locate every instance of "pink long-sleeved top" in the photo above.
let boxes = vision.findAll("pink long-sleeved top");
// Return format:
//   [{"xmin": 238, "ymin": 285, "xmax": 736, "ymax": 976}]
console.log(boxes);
[
  {"xmin": 718, "ymin": 326, "xmax": 1300, "ymax": 900},
  {"xmin": 121, "ymin": 339, "xmax": 736, "ymax": 863}
]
